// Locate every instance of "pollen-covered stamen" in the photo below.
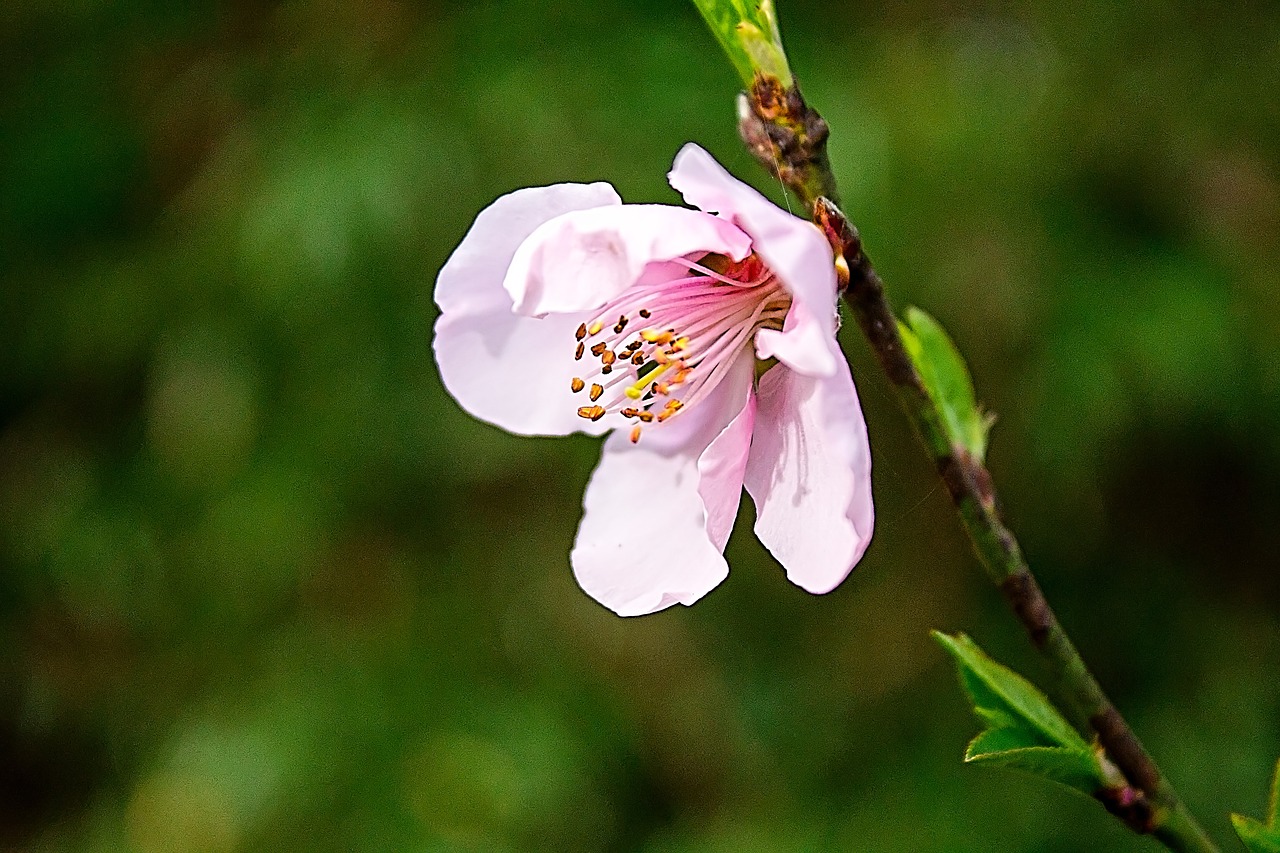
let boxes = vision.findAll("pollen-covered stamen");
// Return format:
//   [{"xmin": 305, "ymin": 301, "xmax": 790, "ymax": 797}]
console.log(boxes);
[
  {"xmin": 568, "ymin": 253, "xmax": 791, "ymax": 438},
  {"xmin": 641, "ymin": 329, "xmax": 674, "ymax": 345},
  {"xmin": 656, "ymin": 399, "xmax": 684, "ymax": 422}
]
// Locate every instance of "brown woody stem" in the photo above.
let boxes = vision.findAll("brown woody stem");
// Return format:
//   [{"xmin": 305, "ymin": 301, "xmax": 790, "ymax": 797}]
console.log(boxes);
[{"xmin": 738, "ymin": 76, "xmax": 1220, "ymax": 853}]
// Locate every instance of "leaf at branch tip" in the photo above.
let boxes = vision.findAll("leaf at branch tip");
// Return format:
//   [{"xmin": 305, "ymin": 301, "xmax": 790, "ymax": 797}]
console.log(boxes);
[
  {"xmin": 1231, "ymin": 758, "xmax": 1280, "ymax": 853},
  {"xmin": 898, "ymin": 307, "xmax": 993, "ymax": 462},
  {"xmin": 689, "ymin": 0, "xmax": 792, "ymax": 87},
  {"xmin": 1271, "ymin": 757, "xmax": 1280, "ymax": 828},
  {"xmin": 932, "ymin": 631, "xmax": 1108, "ymax": 796}
]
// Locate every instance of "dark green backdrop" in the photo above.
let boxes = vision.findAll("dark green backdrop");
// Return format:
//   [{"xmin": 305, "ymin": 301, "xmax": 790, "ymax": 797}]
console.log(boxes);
[{"xmin": 2, "ymin": 1, "xmax": 1278, "ymax": 851}]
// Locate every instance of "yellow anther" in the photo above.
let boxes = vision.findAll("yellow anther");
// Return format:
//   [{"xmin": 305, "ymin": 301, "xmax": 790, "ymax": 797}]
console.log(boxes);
[
  {"xmin": 589, "ymin": 384, "xmax": 604, "ymax": 401},
  {"xmin": 834, "ymin": 254, "xmax": 850, "ymax": 290},
  {"xmin": 672, "ymin": 337, "xmax": 690, "ymax": 351},
  {"xmin": 587, "ymin": 321, "xmax": 604, "ymax": 336},
  {"xmin": 629, "ymin": 426, "xmax": 642, "ymax": 444},
  {"xmin": 641, "ymin": 329, "xmax": 673, "ymax": 345},
  {"xmin": 601, "ymin": 350, "xmax": 616, "ymax": 366},
  {"xmin": 571, "ymin": 377, "xmax": 585, "ymax": 393},
  {"xmin": 577, "ymin": 405, "xmax": 606, "ymax": 421}
]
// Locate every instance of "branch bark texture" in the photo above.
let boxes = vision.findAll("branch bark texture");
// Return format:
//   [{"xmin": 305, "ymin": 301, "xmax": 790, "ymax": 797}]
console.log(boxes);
[{"xmin": 738, "ymin": 77, "xmax": 1221, "ymax": 853}]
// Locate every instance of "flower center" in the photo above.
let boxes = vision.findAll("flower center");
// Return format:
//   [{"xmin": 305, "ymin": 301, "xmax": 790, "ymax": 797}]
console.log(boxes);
[{"xmin": 570, "ymin": 254, "xmax": 789, "ymax": 443}]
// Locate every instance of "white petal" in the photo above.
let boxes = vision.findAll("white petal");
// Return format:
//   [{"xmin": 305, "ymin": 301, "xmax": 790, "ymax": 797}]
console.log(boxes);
[
  {"xmin": 436, "ymin": 182, "xmax": 621, "ymax": 318},
  {"xmin": 433, "ymin": 308, "xmax": 609, "ymax": 436},
  {"xmin": 433, "ymin": 182, "xmax": 621, "ymax": 436},
  {"xmin": 504, "ymin": 204, "xmax": 751, "ymax": 317},
  {"xmin": 669, "ymin": 143, "xmax": 841, "ymax": 377},
  {"xmin": 753, "ymin": 302, "xmax": 839, "ymax": 379},
  {"xmin": 698, "ymin": 389, "xmax": 756, "ymax": 552},
  {"xmin": 571, "ymin": 354, "xmax": 755, "ymax": 616},
  {"xmin": 744, "ymin": 361, "xmax": 874, "ymax": 594}
]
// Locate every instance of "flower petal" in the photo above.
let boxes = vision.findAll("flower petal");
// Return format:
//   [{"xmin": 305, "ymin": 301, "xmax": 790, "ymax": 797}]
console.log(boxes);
[
  {"xmin": 743, "ymin": 361, "xmax": 874, "ymax": 595},
  {"xmin": 698, "ymin": 386, "xmax": 756, "ymax": 552},
  {"xmin": 433, "ymin": 182, "xmax": 621, "ymax": 436},
  {"xmin": 433, "ymin": 308, "xmax": 609, "ymax": 436},
  {"xmin": 572, "ymin": 353, "xmax": 755, "ymax": 616},
  {"xmin": 504, "ymin": 204, "xmax": 752, "ymax": 317},
  {"xmin": 668, "ymin": 143, "xmax": 841, "ymax": 377},
  {"xmin": 753, "ymin": 303, "xmax": 838, "ymax": 379},
  {"xmin": 436, "ymin": 181, "xmax": 621, "ymax": 318}
]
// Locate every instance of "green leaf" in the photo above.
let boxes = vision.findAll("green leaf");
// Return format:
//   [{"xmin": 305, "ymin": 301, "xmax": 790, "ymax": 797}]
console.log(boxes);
[
  {"xmin": 689, "ymin": 0, "xmax": 792, "ymax": 87},
  {"xmin": 933, "ymin": 631, "xmax": 1107, "ymax": 796},
  {"xmin": 967, "ymin": 743, "xmax": 1111, "ymax": 794},
  {"xmin": 1232, "ymin": 759, "xmax": 1280, "ymax": 853},
  {"xmin": 899, "ymin": 307, "xmax": 993, "ymax": 461},
  {"xmin": 934, "ymin": 632, "xmax": 1089, "ymax": 751},
  {"xmin": 1232, "ymin": 816, "xmax": 1280, "ymax": 853},
  {"xmin": 1271, "ymin": 757, "xmax": 1280, "ymax": 828}
]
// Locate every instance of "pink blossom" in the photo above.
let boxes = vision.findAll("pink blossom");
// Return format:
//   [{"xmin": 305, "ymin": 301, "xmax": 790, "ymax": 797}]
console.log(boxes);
[{"xmin": 434, "ymin": 144, "xmax": 873, "ymax": 616}]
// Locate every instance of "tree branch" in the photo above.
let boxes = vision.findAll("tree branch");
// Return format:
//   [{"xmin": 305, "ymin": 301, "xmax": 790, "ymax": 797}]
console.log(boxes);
[{"xmin": 738, "ymin": 76, "xmax": 1221, "ymax": 853}]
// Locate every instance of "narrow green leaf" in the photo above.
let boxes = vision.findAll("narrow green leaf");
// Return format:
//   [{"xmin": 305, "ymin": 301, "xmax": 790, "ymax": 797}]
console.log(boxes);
[
  {"xmin": 933, "ymin": 632, "xmax": 1090, "ymax": 753},
  {"xmin": 898, "ymin": 307, "xmax": 992, "ymax": 461},
  {"xmin": 1270, "ymin": 757, "xmax": 1280, "ymax": 827},
  {"xmin": 1231, "ymin": 758, "xmax": 1280, "ymax": 853},
  {"xmin": 689, "ymin": 0, "xmax": 792, "ymax": 87},
  {"xmin": 933, "ymin": 631, "xmax": 1106, "ymax": 797},
  {"xmin": 967, "ymin": 726, "xmax": 1041, "ymax": 755},
  {"xmin": 1231, "ymin": 815, "xmax": 1280, "ymax": 853},
  {"xmin": 967, "ymin": 745, "xmax": 1109, "ymax": 794}
]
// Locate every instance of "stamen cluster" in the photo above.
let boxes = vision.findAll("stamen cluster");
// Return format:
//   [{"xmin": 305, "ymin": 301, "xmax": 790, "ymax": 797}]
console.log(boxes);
[{"xmin": 570, "ymin": 254, "xmax": 789, "ymax": 443}]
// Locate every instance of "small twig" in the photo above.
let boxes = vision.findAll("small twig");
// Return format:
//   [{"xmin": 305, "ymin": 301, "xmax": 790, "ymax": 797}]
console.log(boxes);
[{"xmin": 738, "ymin": 76, "xmax": 1221, "ymax": 853}]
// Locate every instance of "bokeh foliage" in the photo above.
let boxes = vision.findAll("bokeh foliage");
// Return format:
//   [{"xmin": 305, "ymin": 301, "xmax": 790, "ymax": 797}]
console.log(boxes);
[{"xmin": 1, "ymin": 1, "xmax": 1278, "ymax": 851}]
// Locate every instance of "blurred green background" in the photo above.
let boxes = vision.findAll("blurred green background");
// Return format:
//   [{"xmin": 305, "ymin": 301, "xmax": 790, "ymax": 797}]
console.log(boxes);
[{"xmin": 2, "ymin": 1, "xmax": 1278, "ymax": 851}]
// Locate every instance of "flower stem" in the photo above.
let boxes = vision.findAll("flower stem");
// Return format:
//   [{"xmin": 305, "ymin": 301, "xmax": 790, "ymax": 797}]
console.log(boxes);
[{"xmin": 737, "ymin": 78, "xmax": 1221, "ymax": 853}]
